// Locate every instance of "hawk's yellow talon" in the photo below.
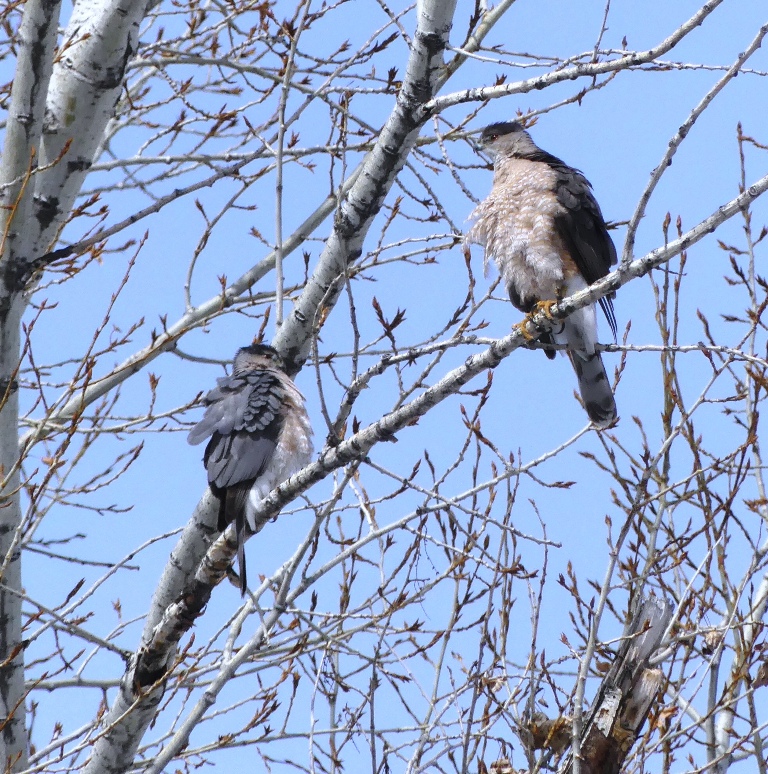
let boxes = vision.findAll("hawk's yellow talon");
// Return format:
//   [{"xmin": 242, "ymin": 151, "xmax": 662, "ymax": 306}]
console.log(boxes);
[
  {"xmin": 533, "ymin": 299, "xmax": 557, "ymax": 320},
  {"xmin": 514, "ymin": 319, "xmax": 538, "ymax": 341},
  {"xmin": 516, "ymin": 300, "xmax": 557, "ymax": 339}
]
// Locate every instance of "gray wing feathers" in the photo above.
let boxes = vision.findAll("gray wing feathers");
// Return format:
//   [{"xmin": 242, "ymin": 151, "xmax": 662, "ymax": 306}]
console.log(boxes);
[
  {"xmin": 552, "ymin": 166, "xmax": 618, "ymax": 340},
  {"xmin": 188, "ymin": 372, "xmax": 283, "ymax": 444},
  {"xmin": 205, "ymin": 434, "xmax": 277, "ymax": 489},
  {"xmin": 188, "ymin": 370, "xmax": 285, "ymax": 490},
  {"xmin": 568, "ymin": 350, "xmax": 617, "ymax": 428}
]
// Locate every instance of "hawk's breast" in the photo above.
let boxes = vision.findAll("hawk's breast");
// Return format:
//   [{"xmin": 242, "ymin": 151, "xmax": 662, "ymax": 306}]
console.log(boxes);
[{"xmin": 467, "ymin": 158, "xmax": 574, "ymax": 310}]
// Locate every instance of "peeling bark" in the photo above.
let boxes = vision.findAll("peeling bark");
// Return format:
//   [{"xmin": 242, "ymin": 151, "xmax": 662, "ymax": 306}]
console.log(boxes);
[
  {"xmin": 560, "ymin": 596, "xmax": 673, "ymax": 774},
  {"xmin": 0, "ymin": 0, "xmax": 152, "ymax": 769}
]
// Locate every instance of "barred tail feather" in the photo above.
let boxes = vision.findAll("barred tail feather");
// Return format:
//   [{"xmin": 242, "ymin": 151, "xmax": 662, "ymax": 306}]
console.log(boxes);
[
  {"xmin": 221, "ymin": 484, "xmax": 251, "ymax": 595},
  {"xmin": 568, "ymin": 351, "xmax": 617, "ymax": 428},
  {"xmin": 236, "ymin": 510, "xmax": 248, "ymax": 596}
]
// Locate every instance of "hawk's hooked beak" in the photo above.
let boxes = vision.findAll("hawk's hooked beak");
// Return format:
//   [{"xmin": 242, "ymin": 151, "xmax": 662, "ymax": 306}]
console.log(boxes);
[{"xmin": 473, "ymin": 137, "xmax": 490, "ymax": 157}]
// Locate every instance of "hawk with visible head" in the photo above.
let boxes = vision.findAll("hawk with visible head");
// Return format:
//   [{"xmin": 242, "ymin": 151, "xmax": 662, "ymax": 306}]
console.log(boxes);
[
  {"xmin": 465, "ymin": 121, "xmax": 618, "ymax": 428},
  {"xmin": 188, "ymin": 344, "xmax": 313, "ymax": 594}
]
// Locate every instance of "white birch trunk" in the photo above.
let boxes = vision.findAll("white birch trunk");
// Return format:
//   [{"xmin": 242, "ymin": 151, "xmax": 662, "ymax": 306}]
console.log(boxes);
[
  {"xmin": 0, "ymin": 0, "xmax": 150, "ymax": 769},
  {"xmin": 32, "ymin": 0, "xmax": 150, "ymax": 258},
  {"xmin": 0, "ymin": 0, "xmax": 63, "ymax": 767}
]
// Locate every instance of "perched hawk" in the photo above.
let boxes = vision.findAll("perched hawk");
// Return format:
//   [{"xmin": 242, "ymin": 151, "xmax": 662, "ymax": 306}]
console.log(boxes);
[
  {"xmin": 465, "ymin": 121, "xmax": 618, "ymax": 427},
  {"xmin": 188, "ymin": 344, "xmax": 313, "ymax": 594}
]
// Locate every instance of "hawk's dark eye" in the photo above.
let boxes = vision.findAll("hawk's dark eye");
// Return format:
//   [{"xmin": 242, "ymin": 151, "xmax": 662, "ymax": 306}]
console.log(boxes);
[{"xmin": 488, "ymin": 134, "xmax": 498, "ymax": 141}]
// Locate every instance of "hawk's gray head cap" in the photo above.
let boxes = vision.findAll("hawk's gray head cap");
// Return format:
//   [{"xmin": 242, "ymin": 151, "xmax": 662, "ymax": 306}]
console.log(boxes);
[
  {"xmin": 478, "ymin": 121, "xmax": 537, "ymax": 159},
  {"xmin": 234, "ymin": 342, "xmax": 285, "ymax": 372}
]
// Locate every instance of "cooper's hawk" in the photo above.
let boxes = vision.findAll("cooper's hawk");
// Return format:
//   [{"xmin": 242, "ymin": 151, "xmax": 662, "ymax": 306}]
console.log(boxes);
[
  {"xmin": 188, "ymin": 344, "xmax": 313, "ymax": 594},
  {"xmin": 465, "ymin": 121, "xmax": 618, "ymax": 427}
]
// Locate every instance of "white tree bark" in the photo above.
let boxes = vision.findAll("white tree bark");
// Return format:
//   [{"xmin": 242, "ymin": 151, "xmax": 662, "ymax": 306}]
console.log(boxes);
[
  {"xmin": 32, "ymin": 0, "xmax": 151, "ymax": 260},
  {"xmin": 0, "ymin": 0, "xmax": 151, "ymax": 769},
  {"xmin": 0, "ymin": 0, "xmax": 63, "ymax": 768}
]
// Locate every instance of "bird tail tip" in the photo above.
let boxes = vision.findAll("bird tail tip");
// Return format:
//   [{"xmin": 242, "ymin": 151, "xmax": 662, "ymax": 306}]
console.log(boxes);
[{"xmin": 569, "ymin": 351, "xmax": 617, "ymax": 429}]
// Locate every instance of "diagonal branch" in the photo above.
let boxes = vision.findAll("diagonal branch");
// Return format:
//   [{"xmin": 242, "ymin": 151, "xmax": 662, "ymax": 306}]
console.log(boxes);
[
  {"xmin": 621, "ymin": 21, "xmax": 768, "ymax": 267},
  {"xmin": 427, "ymin": 0, "xmax": 726, "ymax": 114},
  {"xmin": 272, "ymin": 0, "xmax": 460, "ymax": 371},
  {"xmin": 127, "ymin": 166, "xmax": 768, "ymax": 742}
]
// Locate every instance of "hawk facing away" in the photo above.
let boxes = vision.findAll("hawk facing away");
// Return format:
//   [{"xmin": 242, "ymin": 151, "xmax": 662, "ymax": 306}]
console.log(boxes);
[
  {"xmin": 465, "ymin": 121, "xmax": 618, "ymax": 427},
  {"xmin": 188, "ymin": 344, "xmax": 313, "ymax": 594}
]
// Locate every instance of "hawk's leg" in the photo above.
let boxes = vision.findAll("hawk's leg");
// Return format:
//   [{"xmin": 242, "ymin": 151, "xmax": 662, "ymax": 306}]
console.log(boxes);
[
  {"xmin": 515, "ymin": 300, "xmax": 560, "ymax": 359},
  {"xmin": 516, "ymin": 299, "xmax": 559, "ymax": 337}
]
